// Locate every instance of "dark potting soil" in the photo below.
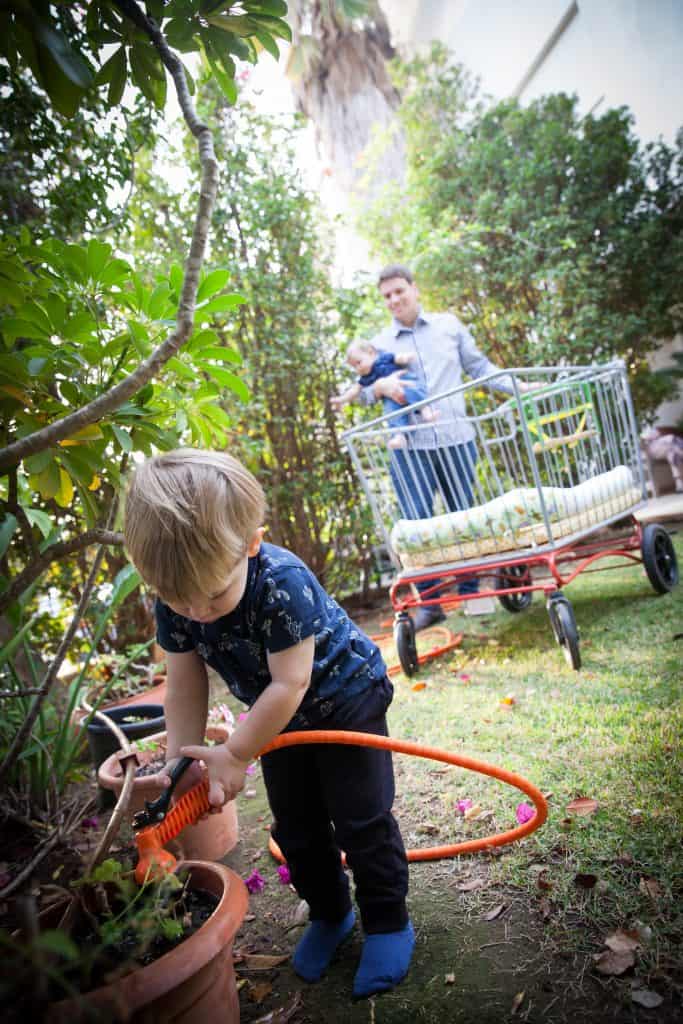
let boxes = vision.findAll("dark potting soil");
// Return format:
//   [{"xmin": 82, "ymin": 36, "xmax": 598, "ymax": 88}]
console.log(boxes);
[
  {"xmin": 134, "ymin": 757, "xmax": 166, "ymax": 778},
  {"xmin": 68, "ymin": 884, "xmax": 217, "ymax": 996}
]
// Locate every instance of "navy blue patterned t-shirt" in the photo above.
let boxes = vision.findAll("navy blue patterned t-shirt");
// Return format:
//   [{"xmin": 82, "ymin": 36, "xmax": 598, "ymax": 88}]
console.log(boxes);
[{"xmin": 155, "ymin": 542, "xmax": 387, "ymax": 728}]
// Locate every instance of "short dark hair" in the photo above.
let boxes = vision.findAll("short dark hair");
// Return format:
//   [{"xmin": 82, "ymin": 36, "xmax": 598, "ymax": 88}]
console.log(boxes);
[{"xmin": 377, "ymin": 264, "xmax": 414, "ymax": 286}]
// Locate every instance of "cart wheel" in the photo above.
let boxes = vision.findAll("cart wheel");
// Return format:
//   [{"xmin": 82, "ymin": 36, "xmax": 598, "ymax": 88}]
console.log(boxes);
[
  {"xmin": 394, "ymin": 613, "xmax": 419, "ymax": 677},
  {"xmin": 641, "ymin": 523, "xmax": 679, "ymax": 594},
  {"xmin": 547, "ymin": 596, "xmax": 581, "ymax": 671},
  {"xmin": 495, "ymin": 564, "xmax": 532, "ymax": 613}
]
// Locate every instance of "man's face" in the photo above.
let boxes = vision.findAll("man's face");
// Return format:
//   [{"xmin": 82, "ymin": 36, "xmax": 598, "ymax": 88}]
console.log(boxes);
[{"xmin": 379, "ymin": 276, "xmax": 420, "ymax": 327}]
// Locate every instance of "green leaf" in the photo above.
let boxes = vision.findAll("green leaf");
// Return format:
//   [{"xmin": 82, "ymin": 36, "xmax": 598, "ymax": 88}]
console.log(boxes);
[
  {"xmin": 0, "ymin": 514, "xmax": 18, "ymax": 559},
  {"xmin": 204, "ymin": 366, "xmax": 250, "ymax": 400},
  {"xmin": 35, "ymin": 930, "xmax": 81, "ymax": 961},
  {"xmin": 169, "ymin": 264, "xmax": 184, "ymax": 293},
  {"xmin": 195, "ymin": 345, "xmax": 241, "ymax": 365},
  {"xmin": 254, "ymin": 16, "xmax": 292, "ymax": 42},
  {"xmin": 167, "ymin": 356, "xmax": 197, "ymax": 381},
  {"xmin": 111, "ymin": 564, "xmax": 141, "ymax": 606},
  {"xmin": 33, "ymin": 16, "xmax": 94, "ymax": 89},
  {"xmin": 148, "ymin": 283, "xmax": 173, "ymax": 320},
  {"xmin": 24, "ymin": 449, "xmax": 55, "ymax": 475},
  {"xmin": 199, "ymin": 293, "xmax": 246, "ymax": 314},
  {"xmin": 245, "ymin": 0, "xmax": 289, "ymax": 16},
  {"xmin": 24, "ymin": 507, "xmax": 54, "ymax": 540},
  {"xmin": 87, "ymin": 239, "xmax": 113, "ymax": 280},
  {"xmin": 254, "ymin": 30, "xmax": 280, "ymax": 61},
  {"xmin": 196, "ymin": 269, "xmax": 231, "ymax": 303},
  {"xmin": 207, "ymin": 56, "xmax": 237, "ymax": 104},
  {"xmin": 201, "ymin": 403, "xmax": 233, "ymax": 431},
  {"xmin": 98, "ymin": 258, "xmax": 132, "ymax": 288},
  {"xmin": 0, "ymin": 613, "xmax": 39, "ymax": 667},
  {"xmin": 205, "ymin": 14, "xmax": 257, "ymax": 37},
  {"xmin": 30, "ymin": 461, "xmax": 61, "ymax": 500},
  {"xmin": 112, "ymin": 424, "xmax": 133, "ymax": 452},
  {"xmin": 107, "ymin": 47, "xmax": 128, "ymax": 107}
]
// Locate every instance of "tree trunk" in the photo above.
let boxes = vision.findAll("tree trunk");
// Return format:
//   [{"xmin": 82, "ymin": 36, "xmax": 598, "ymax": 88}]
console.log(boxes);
[{"xmin": 290, "ymin": 2, "xmax": 404, "ymax": 203}]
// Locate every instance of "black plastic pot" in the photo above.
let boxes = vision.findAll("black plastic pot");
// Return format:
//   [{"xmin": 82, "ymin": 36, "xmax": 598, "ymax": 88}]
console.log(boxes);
[{"xmin": 85, "ymin": 703, "xmax": 165, "ymax": 807}]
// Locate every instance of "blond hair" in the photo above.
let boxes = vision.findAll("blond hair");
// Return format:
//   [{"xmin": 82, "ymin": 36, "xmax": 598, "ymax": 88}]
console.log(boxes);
[
  {"xmin": 124, "ymin": 449, "xmax": 266, "ymax": 604},
  {"xmin": 347, "ymin": 338, "xmax": 377, "ymax": 361}
]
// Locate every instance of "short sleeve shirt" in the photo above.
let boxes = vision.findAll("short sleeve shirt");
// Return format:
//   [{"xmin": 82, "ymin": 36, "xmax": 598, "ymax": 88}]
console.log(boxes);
[{"xmin": 155, "ymin": 542, "xmax": 387, "ymax": 728}]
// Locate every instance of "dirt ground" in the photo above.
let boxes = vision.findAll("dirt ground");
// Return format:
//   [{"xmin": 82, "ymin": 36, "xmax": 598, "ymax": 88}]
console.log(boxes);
[{"xmin": 223, "ymin": 772, "xmax": 679, "ymax": 1024}]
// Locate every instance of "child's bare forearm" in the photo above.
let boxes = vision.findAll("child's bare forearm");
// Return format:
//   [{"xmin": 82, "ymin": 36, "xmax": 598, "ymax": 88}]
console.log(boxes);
[
  {"xmin": 227, "ymin": 677, "xmax": 308, "ymax": 763},
  {"xmin": 164, "ymin": 653, "xmax": 209, "ymax": 761},
  {"xmin": 395, "ymin": 351, "xmax": 416, "ymax": 367}
]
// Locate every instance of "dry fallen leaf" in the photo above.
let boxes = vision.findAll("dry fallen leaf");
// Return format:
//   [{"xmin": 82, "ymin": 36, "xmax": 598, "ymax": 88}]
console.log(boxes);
[
  {"xmin": 241, "ymin": 953, "xmax": 290, "ymax": 971},
  {"xmin": 566, "ymin": 797, "xmax": 599, "ymax": 816},
  {"xmin": 630, "ymin": 988, "xmax": 663, "ymax": 1009},
  {"xmin": 444, "ymin": 972, "xmax": 456, "ymax": 985},
  {"xmin": 539, "ymin": 897, "xmax": 552, "ymax": 921},
  {"xmin": 412, "ymin": 682, "xmax": 427, "ymax": 692},
  {"xmin": 456, "ymin": 877, "xmax": 486, "ymax": 892},
  {"xmin": 484, "ymin": 904, "xmax": 506, "ymax": 921},
  {"xmin": 593, "ymin": 949, "xmax": 635, "ymax": 976},
  {"xmin": 510, "ymin": 991, "xmax": 525, "ymax": 1014},
  {"xmin": 639, "ymin": 877, "xmax": 662, "ymax": 899},
  {"xmin": 248, "ymin": 980, "xmax": 273, "ymax": 1004},
  {"xmin": 605, "ymin": 929, "xmax": 642, "ymax": 954},
  {"xmin": 416, "ymin": 823, "xmax": 440, "ymax": 835},
  {"xmin": 253, "ymin": 991, "xmax": 303, "ymax": 1024},
  {"xmin": 463, "ymin": 804, "xmax": 483, "ymax": 821},
  {"xmin": 574, "ymin": 873, "xmax": 598, "ymax": 889}
]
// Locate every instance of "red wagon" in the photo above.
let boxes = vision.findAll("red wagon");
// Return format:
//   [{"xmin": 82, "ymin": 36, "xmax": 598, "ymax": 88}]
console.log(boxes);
[{"xmin": 343, "ymin": 361, "xmax": 678, "ymax": 672}]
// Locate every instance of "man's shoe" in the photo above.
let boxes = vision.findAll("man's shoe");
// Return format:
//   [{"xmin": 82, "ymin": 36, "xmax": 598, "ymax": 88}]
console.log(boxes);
[
  {"xmin": 412, "ymin": 605, "xmax": 447, "ymax": 632},
  {"xmin": 463, "ymin": 596, "xmax": 496, "ymax": 616}
]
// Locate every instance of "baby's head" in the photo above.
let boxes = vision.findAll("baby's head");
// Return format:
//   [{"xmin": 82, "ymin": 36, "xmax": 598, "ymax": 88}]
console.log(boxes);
[
  {"xmin": 346, "ymin": 339, "xmax": 378, "ymax": 377},
  {"xmin": 124, "ymin": 449, "xmax": 266, "ymax": 621}
]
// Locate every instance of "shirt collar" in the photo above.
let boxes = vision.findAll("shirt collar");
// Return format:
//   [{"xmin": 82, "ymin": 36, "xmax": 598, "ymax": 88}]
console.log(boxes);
[{"xmin": 391, "ymin": 307, "xmax": 431, "ymax": 335}]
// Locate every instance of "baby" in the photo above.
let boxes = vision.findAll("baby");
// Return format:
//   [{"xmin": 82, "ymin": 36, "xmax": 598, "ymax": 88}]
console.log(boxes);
[{"xmin": 331, "ymin": 339, "xmax": 436, "ymax": 447}]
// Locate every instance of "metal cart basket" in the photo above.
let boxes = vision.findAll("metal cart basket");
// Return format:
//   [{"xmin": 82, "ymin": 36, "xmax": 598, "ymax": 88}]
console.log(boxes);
[{"xmin": 343, "ymin": 361, "xmax": 679, "ymax": 672}]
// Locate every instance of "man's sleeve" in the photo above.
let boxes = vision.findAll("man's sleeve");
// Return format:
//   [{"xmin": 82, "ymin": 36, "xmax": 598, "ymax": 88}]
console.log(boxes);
[
  {"xmin": 457, "ymin": 322, "xmax": 515, "ymax": 394},
  {"xmin": 155, "ymin": 598, "xmax": 195, "ymax": 653},
  {"xmin": 258, "ymin": 567, "xmax": 322, "ymax": 653}
]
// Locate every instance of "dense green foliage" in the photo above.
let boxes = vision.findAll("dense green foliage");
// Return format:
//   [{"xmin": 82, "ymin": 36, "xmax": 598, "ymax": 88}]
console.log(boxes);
[
  {"xmin": 127, "ymin": 84, "xmax": 375, "ymax": 589},
  {"xmin": 363, "ymin": 45, "xmax": 683, "ymax": 418}
]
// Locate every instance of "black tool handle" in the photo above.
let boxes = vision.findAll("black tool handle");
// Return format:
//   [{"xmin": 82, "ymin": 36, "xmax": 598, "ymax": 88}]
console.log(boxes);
[{"xmin": 132, "ymin": 755, "xmax": 195, "ymax": 829}]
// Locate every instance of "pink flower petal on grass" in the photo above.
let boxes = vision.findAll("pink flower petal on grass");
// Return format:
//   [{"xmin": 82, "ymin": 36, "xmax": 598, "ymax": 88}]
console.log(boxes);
[
  {"xmin": 516, "ymin": 802, "xmax": 536, "ymax": 824},
  {"xmin": 245, "ymin": 869, "xmax": 265, "ymax": 894},
  {"xmin": 456, "ymin": 799, "xmax": 474, "ymax": 814},
  {"xmin": 246, "ymin": 762, "xmax": 257, "ymax": 776},
  {"xmin": 238, "ymin": 712, "xmax": 249, "ymax": 721},
  {"xmin": 277, "ymin": 865, "xmax": 291, "ymax": 885}
]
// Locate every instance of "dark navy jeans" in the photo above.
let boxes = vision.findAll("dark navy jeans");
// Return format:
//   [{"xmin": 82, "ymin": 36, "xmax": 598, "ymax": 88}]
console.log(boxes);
[{"xmin": 390, "ymin": 440, "xmax": 479, "ymax": 596}]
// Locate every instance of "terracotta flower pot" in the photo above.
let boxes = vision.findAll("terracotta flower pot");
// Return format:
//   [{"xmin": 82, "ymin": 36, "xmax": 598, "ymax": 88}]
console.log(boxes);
[
  {"xmin": 98, "ymin": 724, "xmax": 239, "ymax": 861},
  {"xmin": 51, "ymin": 860, "xmax": 248, "ymax": 1024}
]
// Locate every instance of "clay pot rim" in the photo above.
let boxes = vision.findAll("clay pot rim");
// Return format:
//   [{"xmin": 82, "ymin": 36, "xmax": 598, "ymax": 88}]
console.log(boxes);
[{"xmin": 97, "ymin": 724, "xmax": 231, "ymax": 785}]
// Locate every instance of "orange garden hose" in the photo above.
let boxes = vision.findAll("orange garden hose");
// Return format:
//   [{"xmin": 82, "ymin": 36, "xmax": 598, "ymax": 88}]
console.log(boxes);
[{"xmin": 135, "ymin": 731, "xmax": 547, "ymax": 882}]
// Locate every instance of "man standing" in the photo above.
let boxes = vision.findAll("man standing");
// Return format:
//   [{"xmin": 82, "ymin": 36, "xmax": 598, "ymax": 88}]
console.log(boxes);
[{"xmin": 359, "ymin": 264, "xmax": 525, "ymax": 630}]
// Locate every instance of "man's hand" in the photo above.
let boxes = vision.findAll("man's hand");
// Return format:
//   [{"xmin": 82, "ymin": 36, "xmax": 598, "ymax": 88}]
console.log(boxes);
[
  {"xmin": 180, "ymin": 742, "xmax": 249, "ymax": 808},
  {"xmin": 373, "ymin": 369, "xmax": 408, "ymax": 404}
]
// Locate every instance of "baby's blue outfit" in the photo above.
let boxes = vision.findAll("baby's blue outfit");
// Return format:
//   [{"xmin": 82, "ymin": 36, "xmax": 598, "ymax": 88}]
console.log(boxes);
[{"xmin": 358, "ymin": 350, "xmax": 428, "ymax": 429}]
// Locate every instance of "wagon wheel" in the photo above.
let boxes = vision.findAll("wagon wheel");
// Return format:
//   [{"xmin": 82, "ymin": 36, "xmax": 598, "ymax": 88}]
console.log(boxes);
[
  {"xmin": 495, "ymin": 563, "xmax": 533, "ymax": 613},
  {"xmin": 547, "ymin": 595, "xmax": 581, "ymax": 671},
  {"xmin": 641, "ymin": 523, "xmax": 679, "ymax": 594},
  {"xmin": 394, "ymin": 613, "xmax": 419, "ymax": 677}
]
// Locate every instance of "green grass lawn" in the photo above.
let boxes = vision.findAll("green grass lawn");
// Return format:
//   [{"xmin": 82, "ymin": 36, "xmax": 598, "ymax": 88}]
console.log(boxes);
[{"xmin": 385, "ymin": 535, "xmax": 682, "ymax": 969}]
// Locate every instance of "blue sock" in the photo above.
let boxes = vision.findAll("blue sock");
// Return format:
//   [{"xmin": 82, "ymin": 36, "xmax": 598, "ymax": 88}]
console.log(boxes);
[
  {"xmin": 352, "ymin": 921, "xmax": 415, "ymax": 998},
  {"xmin": 292, "ymin": 909, "xmax": 356, "ymax": 982}
]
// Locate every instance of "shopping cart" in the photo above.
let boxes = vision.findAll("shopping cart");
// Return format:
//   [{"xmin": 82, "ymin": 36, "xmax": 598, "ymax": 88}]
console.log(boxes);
[{"xmin": 343, "ymin": 361, "xmax": 679, "ymax": 673}]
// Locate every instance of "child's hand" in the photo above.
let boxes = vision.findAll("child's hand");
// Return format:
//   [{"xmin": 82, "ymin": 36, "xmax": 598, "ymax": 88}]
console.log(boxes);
[{"xmin": 180, "ymin": 742, "xmax": 249, "ymax": 808}]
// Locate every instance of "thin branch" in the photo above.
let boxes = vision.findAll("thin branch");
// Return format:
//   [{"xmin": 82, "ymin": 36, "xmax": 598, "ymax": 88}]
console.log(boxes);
[
  {"xmin": 0, "ymin": 528, "xmax": 123, "ymax": 617},
  {"xmin": 0, "ymin": 688, "xmax": 43, "ymax": 698},
  {"xmin": 0, "ymin": 0, "xmax": 218, "ymax": 474}
]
